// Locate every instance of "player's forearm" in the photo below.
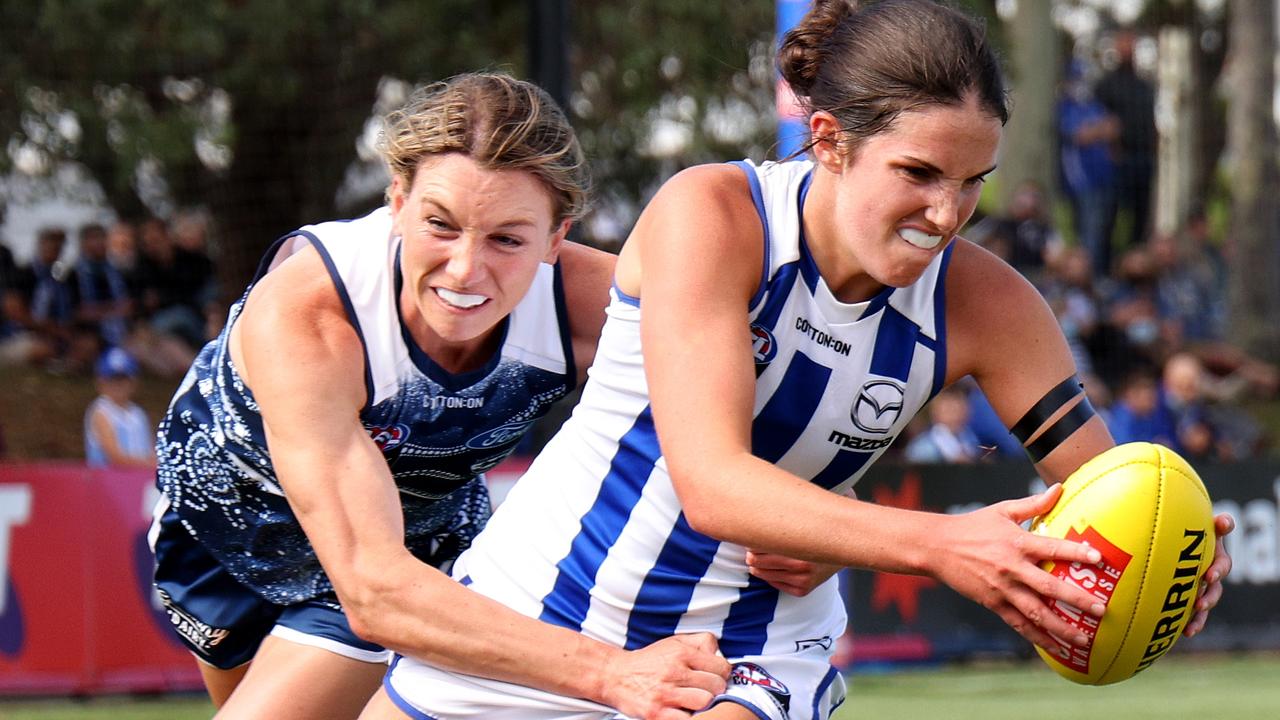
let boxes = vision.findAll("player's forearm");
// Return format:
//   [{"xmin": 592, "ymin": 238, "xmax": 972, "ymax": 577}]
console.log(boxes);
[
  {"xmin": 672, "ymin": 451, "xmax": 937, "ymax": 575},
  {"xmin": 340, "ymin": 553, "xmax": 619, "ymax": 702}
]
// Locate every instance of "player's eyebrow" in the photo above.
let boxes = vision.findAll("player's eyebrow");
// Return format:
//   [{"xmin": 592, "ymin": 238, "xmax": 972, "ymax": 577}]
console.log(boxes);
[
  {"xmin": 420, "ymin": 197, "xmax": 539, "ymax": 231},
  {"xmin": 901, "ymin": 156, "xmax": 998, "ymax": 181}
]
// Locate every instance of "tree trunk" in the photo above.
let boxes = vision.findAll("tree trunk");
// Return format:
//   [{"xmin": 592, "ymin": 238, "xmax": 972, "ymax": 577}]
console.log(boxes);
[
  {"xmin": 1225, "ymin": 0, "xmax": 1280, "ymax": 360},
  {"xmin": 999, "ymin": 0, "xmax": 1058, "ymax": 210},
  {"xmin": 1154, "ymin": 26, "xmax": 1196, "ymax": 239}
]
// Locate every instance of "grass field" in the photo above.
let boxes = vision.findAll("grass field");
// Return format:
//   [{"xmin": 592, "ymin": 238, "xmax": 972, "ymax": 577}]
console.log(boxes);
[
  {"xmin": 837, "ymin": 653, "xmax": 1280, "ymax": 720},
  {"xmin": 3, "ymin": 653, "xmax": 1277, "ymax": 720}
]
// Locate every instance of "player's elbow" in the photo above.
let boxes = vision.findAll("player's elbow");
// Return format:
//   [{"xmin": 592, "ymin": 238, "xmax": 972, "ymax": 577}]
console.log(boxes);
[
  {"xmin": 332, "ymin": 561, "xmax": 412, "ymax": 646},
  {"xmin": 336, "ymin": 582, "xmax": 389, "ymax": 645},
  {"xmin": 682, "ymin": 503, "xmax": 731, "ymax": 540},
  {"xmin": 668, "ymin": 465, "xmax": 735, "ymax": 540}
]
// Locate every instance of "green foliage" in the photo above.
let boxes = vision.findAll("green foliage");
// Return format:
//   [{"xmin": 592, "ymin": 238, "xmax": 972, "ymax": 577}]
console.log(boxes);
[
  {"xmin": 0, "ymin": 1, "xmax": 523, "ymax": 216},
  {"xmin": 570, "ymin": 1, "xmax": 776, "ymax": 235},
  {"xmin": 1, "ymin": 0, "xmax": 785, "ymax": 279}
]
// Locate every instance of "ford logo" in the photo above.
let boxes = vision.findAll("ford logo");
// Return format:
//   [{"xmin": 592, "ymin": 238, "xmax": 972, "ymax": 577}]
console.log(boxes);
[{"xmin": 465, "ymin": 420, "xmax": 535, "ymax": 450}]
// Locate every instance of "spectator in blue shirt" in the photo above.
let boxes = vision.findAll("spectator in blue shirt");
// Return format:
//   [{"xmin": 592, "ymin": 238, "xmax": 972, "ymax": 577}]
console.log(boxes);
[
  {"xmin": 74, "ymin": 223, "xmax": 131, "ymax": 347},
  {"xmin": 1058, "ymin": 60, "xmax": 1119, "ymax": 276},
  {"xmin": 1108, "ymin": 366, "xmax": 1176, "ymax": 448}
]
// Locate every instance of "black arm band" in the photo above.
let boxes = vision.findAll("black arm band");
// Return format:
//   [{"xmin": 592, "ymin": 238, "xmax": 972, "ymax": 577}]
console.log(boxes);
[
  {"xmin": 1009, "ymin": 374, "xmax": 1085, "ymax": 444},
  {"xmin": 1025, "ymin": 395, "xmax": 1097, "ymax": 463}
]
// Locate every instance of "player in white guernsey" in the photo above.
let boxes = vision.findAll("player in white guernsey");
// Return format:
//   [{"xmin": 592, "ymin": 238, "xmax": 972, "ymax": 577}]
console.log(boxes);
[
  {"xmin": 369, "ymin": 3, "xmax": 1235, "ymax": 719},
  {"xmin": 150, "ymin": 74, "xmax": 730, "ymax": 720}
]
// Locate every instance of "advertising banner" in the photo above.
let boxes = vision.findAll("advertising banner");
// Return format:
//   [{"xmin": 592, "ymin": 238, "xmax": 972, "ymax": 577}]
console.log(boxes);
[
  {"xmin": 1, "ymin": 457, "xmax": 1276, "ymax": 693},
  {"xmin": 0, "ymin": 464, "xmax": 201, "ymax": 694},
  {"xmin": 846, "ymin": 460, "xmax": 1280, "ymax": 663}
]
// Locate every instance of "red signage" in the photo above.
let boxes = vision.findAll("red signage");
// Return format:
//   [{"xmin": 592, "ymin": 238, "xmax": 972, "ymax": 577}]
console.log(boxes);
[
  {"xmin": 0, "ymin": 464, "xmax": 202, "ymax": 694},
  {"xmin": 0, "ymin": 458, "xmax": 534, "ymax": 696}
]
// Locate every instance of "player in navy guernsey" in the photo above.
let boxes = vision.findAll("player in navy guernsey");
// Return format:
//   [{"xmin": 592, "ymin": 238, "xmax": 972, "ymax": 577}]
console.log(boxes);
[
  {"xmin": 150, "ymin": 73, "xmax": 731, "ymax": 719},
  {"xmin": 370, "ymin": 3, "xmax": 1235, "ymax": 719}
]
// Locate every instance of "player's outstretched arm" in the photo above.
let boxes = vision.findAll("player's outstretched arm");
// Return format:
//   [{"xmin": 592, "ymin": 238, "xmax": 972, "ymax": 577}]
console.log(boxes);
[{"xmin": 237, "ymin": 245, "xmax": 728, "ymax": 717}]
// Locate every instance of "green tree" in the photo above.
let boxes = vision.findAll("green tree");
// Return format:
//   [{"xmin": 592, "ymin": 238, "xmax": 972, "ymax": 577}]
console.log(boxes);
[
  {"xmin": 1225, "ymin": 0, "xmax": 1280, "ymax": 359},
  {"xmin": 1, "ymin": 0, "xmax": 524, "ymax": 286},
  {"xmin": 568, "ymin": 1, "xmax": 776, "ymax": 247}
]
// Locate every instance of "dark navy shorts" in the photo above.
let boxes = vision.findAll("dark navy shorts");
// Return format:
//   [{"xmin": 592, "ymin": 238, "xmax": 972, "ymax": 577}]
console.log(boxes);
[{"xmin": 150, "ymin": 497, "xmax": 391, "ymax": 669}]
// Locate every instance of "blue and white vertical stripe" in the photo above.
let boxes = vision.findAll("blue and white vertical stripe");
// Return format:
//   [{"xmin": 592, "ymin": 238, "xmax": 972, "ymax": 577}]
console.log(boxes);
[{"xmin": 453, "ymin": 158, "xmax": 950, "ymax": 660}]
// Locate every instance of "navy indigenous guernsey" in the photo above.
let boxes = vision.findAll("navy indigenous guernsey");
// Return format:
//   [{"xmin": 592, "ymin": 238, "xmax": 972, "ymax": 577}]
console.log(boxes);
[{"xmin": 155, "ymin": 207, "xmax": 575, "ymax": 606}]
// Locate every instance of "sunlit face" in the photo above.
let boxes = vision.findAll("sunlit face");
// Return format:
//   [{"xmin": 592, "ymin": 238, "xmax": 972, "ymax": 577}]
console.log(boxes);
[
  {"xmin": 806, "ymin": 93, "xmax": 1002, "ymax": 302},
  {"xmin": 390, "ymin": 153, "xmax": 567, "ymax": 370}
]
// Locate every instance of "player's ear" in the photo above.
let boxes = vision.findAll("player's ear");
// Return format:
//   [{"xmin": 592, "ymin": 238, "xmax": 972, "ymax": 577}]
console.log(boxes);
[
  {"xmin": 809, "ymin": 111, "xmax": 846, "ymax": 174},
  {"xmin": 388, "ymin": 174, "xmax": 409, "ymax": 235},
  {"xmin": 544, "ymin": 219, "xmax": 570, "ymax": 263}
]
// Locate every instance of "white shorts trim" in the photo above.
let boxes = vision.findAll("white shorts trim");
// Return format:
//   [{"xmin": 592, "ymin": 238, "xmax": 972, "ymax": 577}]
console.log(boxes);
[
  {"xmin": 385, "ymin": 654, "xmax": 617, "ymax": 720},
  {"xmin": 270, "ymin": 625, "xmax": 393, "ymax": 665}
]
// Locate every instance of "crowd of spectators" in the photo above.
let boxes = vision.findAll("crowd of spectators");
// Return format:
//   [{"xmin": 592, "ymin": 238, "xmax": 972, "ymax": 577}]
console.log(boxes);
[
  {"xmin": 891, "ymin": 30, "xmax": 1278, "ymax": 466},
  {"xmin": 0, "ymin": 209, "xmax": 221, "ymax": 381},
  {"xmin": 936, "ymin": 174, "xmax": 1278, "ymax": 465}
]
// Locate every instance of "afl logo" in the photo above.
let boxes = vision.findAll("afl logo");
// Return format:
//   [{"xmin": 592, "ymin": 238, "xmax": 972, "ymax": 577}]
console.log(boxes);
[
  {"xmin": 730, "ymin": 662, "xmax": 790, "ymax": 711},
  {"xmin": 731, "ymin": 662, "xmax": 789, "ymax": 693},
  {"xmin": 466, "ymin": 420, "xmax": 535, "ymax": 450},
  {"xmin": 851, "ymin": 380, "xmax": 905, "ymax": 434},
  {"xmin": 368, "ymin": 423, "xmax": 410, "ymax": 451},
  {"xmin": 750, "ymin": 324, "xmax": 777, "ymax": 365}
]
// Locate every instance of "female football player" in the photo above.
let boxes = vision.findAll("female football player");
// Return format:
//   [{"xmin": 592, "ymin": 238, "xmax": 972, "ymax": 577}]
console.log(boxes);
[
  {"xmin": 151, "ymin": 72, "xmax": 730, "ymax": 720},
  {"xmin": 367, "ymin": 3, "xmax": 1234, "ymax": 719}
]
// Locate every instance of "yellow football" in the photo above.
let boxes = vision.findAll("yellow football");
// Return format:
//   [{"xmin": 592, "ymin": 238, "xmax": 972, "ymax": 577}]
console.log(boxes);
[{"xmin": 1030, "ymin": 442, "xmax": 1215, "ymax": 685}]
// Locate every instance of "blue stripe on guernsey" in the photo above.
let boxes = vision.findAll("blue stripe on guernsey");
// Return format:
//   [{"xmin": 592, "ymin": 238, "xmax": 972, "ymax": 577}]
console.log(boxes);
[
  {"xmin": 796, "ymin": 234, "xmax": 822, "ymax": 295},
  {"xmin": 718, "ymin": 575, "xmax": 780, "ymax": 658},
  {"xmin": 729, "ymin": 161, "xmax": 773, "ymax": 312},
  {"xmin": 623, "ymin": 513, "xmax": 723, "ymax": 650},
  {"xmin": 751, "ymin": 351, "xmax": 832, "ymax": 463},
  {"xmin": 858, "ymin": 285, "xmax": 895, "ymax": 321},
  {"xmin": 540, "ymin": 407, "xmax": 661, "ymax": 631},
  {"xmin": 931, "ymin": 242, "xmax": 956, "ymax": 396},
  {"xmin": 293, "ymin": 231, "xmax": 375, "ymax": 409},
  {"xmin": 752, "ymin": 262, "xmax": 800, "ymax": 332},
  {"xmin": 794, "ymin": 173, "xmax": 823, "ymax": 295},
  {"xmin": 869, "ymin": 306, "xmax": 920, "ymax": 382},
  {"xmin": 810, "ymin": 448, "xmax": 874, "ymax": 490}
]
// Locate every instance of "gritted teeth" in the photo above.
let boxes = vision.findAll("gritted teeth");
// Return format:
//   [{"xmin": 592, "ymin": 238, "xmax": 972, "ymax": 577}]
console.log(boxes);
[
  {"xmin": 899, "ymin": 227, "xmax": 943, "ymax": 250},
  {"xmin": 435, "ymin": 287, "xmax": 488, "ymax": 309}
]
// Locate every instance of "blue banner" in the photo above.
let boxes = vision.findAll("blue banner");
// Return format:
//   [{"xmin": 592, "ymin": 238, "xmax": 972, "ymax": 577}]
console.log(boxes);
[{"xmin": 776, "ymin": 0, "xmax": 811, "ymax": 158}]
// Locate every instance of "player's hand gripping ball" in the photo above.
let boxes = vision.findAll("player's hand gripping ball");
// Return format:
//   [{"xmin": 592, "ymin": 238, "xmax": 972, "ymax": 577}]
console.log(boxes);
[{"xmin": 1030, "ymin": 442, "xmax": 1215, "ymax": 685}]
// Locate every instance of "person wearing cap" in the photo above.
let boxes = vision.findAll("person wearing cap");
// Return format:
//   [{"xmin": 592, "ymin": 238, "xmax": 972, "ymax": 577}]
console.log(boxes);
[{"xmin": 84, "ymin": 346, "xmax": 155, "ymax": 468}]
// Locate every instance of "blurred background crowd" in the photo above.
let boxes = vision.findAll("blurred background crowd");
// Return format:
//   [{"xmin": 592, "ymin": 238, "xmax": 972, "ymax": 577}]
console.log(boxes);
[
  {"xmin": 1, "ymin": 0, "xmax": 1278, "ymax": 467},
  {"xmin": 0, "ymin": 210, "xmax": 220, "ymax": 379}
]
